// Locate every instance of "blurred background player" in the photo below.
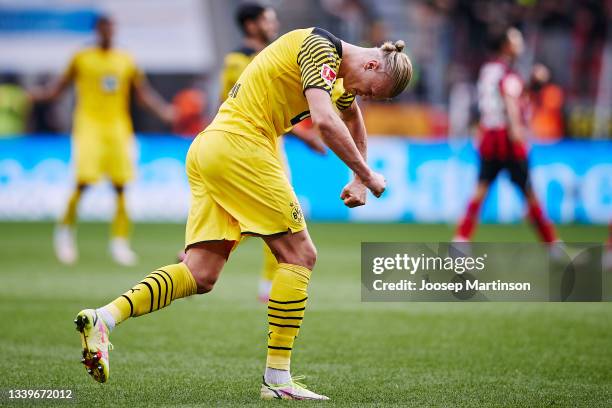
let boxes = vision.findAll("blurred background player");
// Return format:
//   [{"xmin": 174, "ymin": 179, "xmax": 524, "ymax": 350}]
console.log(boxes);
[
  {"xmin": 0, "ymin": 73, "xmax": 30, "ymax": 137},
  {"xmin": 30, "ymin": 16, "xmax": 175, "ymax": 266},
  {"xmin": 454, "ymin": 27, "xmax": 558, "ymax": 244},
  {"xmin": 181, "ymin": 2, "xmax": 327, "ymax": 302}
]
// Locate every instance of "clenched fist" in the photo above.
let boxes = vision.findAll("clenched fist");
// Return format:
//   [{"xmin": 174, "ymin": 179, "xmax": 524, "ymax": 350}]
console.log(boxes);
[
  {"xmin": 361, "ymin": 171, "xmax": 386, "ymax": 198},
  {"xmin": 340, "ymin": 179, "xmax": 367, "ymax": 208}
]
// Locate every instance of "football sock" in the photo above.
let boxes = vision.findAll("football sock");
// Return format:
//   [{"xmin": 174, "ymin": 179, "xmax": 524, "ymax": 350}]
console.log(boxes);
[
  {"xmin": 61, "ymin": 188, "xmax": 83, "ymax": 226},
  {"xmin": 266, "ymin": 263, "xmax": 311, "ymax": 371},
  {"xmin": 264, "ymin": 367, "xmax": 291, "ymax": 385},
  {"xmin": 456, "ymin": 197, "xmax": 483, "ymax": 240},
  {"xmin": 98, "ymin": 263, "xmax": 197, "ymax": 327},
  {"xmin": 96, "ymin": 306, "xmax": 116, "ymax": 331},
  {"xmin": 111, "ymin": 190, "xmax": 130, "ymax": 238},
  {"xmin": 262, "ymin": 243, "xmax": 278, "ymax": 282},
  {"xmin": 527, "ymin": 201, "xmax": 556, "ymax": 243}
]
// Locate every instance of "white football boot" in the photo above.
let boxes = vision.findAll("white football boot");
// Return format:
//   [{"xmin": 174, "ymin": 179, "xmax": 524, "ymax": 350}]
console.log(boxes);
[
  {"xmin": 74, "ymin": 309, "xmax": 113, "ymax": 383},
  {"xmin": 54, "ymin": 225, "xmax": 77, "ymax": 265},
  {"xmin": 257, "ymin": 278, "xmax": 273, "ymax": 303},
  {"xmin": 110, "ymin": 238, "xmax": 138, "ymax": 266},
  {"xmin": 261, "ymin": 375, "xmax": 329, "ymax": 400}
]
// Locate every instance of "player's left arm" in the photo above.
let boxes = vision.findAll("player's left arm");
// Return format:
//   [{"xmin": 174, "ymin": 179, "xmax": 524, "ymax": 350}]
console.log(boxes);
[
  {"xmin": 133, "ymin": 75, "xmax": 175, "ymax": 125},
  {"xmin": 338, "ymin": 101, "xmax": 369, "ymax": 207},
  {"xmin": 289, "ymin": 123, "xmax": 327, "ymax": 154},
  {"xmin": 501, "ymin": 74, "xmax": 525, "ymax": 143},
  {"xmin": 340, "ymin": 101, "xmax": 366, "ymax": 162}
]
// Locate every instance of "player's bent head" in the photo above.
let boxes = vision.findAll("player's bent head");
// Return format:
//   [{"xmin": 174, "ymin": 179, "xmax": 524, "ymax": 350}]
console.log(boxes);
[
  {"xmin": 235, "ymin": 2, "xmax": 279, "ymax": 42},
  {"xmin": 344, "ymin": 40, "xmax": 412, "ymax": 100},
  {"xmin": 378, "ymin": 41, "xmax": 412, "ymax": 98}
]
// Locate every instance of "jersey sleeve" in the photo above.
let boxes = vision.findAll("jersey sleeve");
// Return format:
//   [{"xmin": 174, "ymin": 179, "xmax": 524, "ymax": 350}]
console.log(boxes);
[
  {"xmin": 335, "ymin": 91, "xmax": 355, "ymax": 111},
  {"xmin": 297, "ymin": 34, "xmax": 341, "ymax": 95}
]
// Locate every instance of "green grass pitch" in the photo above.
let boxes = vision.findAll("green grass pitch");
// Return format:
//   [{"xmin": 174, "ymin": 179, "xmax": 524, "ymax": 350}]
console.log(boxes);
[{"xmin": 0, "ymin": 222, "xmax": 610, "ymax": 407}]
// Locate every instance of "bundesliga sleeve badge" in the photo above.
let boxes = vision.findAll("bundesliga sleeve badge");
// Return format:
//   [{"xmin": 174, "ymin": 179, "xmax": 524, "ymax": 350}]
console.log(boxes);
[{"xmin": 320, "ymin": 64, "xmax": 337, "ymax": 88}]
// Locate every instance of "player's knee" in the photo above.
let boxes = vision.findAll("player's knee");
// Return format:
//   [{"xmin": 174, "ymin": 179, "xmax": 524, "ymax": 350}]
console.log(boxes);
[
  {"xmin": 296, "ymin": 242, "xmax": 317, "ymax": 270},
  {"xmin": 474, "ymin": 184, "xmax": 489, "ymax": 200},
  {"xmin": 77, "ymin": 183, "xmax": 90, "ymax": 193},
  {"xmin": 113, "ymin": 184, "xmax": 125, "ymax": 195},
  {"xmin": 193, "ymin": 272, "xmax": 218, "ymax": 294},
  {"xmin": 305, "ymin": 243, "xmax": 318, "ymax": 269},
  {"xmin": 186, "ymin": 265, "xmax": 219, "ymax": 294},
  {"xmin": 274, "ymin": 242, "xmax": 316, "ymax": 270}
]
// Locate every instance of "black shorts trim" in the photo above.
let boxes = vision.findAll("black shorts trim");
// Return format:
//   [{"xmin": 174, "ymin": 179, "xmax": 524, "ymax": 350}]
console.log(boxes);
[
  {"xmin": 185, "ymin": 239, "xmax": 237, "ymax": 251},
  {"xmin": 240, "ymin": 229, "xmax": 290, "ymax": 238}
]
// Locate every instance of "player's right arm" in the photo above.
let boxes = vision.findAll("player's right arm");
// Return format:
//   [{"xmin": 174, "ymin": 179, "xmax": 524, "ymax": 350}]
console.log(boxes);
[
  {"xmin": 29, "ymin": 54, "xmax": 77, "ymax": 103},
  {"xmin": 338, "ymin": 100, "xmax": 369, "ymax": 207},
  {"xmin": 305, "ymin": 88, "xmax": 385, "ymax": 198},
  {"xmin": 133, "ymin": 76, "xmax": 175, "ymax": 124},
  {"xmin": 299, "ymin": 33, "xmax": 384, "ymax": 198}
]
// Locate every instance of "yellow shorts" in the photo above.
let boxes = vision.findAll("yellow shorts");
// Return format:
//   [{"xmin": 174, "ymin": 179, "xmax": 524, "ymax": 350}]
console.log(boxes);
[
  {"xmin": 185, "ymin": 130, "xmax": 306, "ymax": 247},
  {"xmin": 72, "ymin": 122, "xmax": 134, "ymax": 185}
]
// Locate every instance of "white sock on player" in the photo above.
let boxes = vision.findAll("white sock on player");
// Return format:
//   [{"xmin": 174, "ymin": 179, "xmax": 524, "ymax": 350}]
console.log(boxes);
[
  {"xmin": 96, "ymin": 307, "xmax": 116, "ymax": 332},
  {"xmin": 264, "ymin": 367, "xmax": 291, "ymax": 385}
]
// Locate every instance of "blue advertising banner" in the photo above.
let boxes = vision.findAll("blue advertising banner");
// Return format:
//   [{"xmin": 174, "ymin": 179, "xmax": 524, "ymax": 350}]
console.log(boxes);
[
  {"xmin": 0, "ymin": 9, "xmax": 99, "ymax": 33},
  {"xmin": 0, "ymin": 135, "xmax": 610, "ymax": 224}
]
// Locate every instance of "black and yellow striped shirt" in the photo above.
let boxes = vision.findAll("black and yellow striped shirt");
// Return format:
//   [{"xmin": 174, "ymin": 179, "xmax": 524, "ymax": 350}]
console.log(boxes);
[{"xmin": 205, "ymin": 27, "xmax": 356, "ymax": 145}]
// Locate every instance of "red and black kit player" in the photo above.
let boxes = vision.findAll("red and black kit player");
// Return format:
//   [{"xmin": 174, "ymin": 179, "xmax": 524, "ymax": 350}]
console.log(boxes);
[{"xmin": 454, "ymin": 27, "xmax": 558, "ymax": 244}]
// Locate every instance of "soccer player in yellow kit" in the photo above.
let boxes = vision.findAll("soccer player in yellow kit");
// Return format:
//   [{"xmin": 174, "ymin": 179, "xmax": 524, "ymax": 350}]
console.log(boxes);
[
  {"xmin": 31, "ymin": 16, "xmax": 174, "ymax": 266},
  {"xmin": 75, "ymin": 27, "xmax": 412, "ymax": 400},
  {"xmin": 220, "ymin": 3, "xmax": 326, "ymax": 302}
]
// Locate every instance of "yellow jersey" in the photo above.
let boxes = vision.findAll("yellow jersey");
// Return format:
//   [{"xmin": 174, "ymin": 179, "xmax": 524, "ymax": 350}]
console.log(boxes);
[
  {"xmin": 65, "ymin": 47, "xmax": 143, "ymax": 130},
  {"xmin": 219, "ymin": 46, "xmax": 257, "ymax": 102},
  {"xmin": 206, "ymin": 27, "xmax": 355, "ymax": 145}
]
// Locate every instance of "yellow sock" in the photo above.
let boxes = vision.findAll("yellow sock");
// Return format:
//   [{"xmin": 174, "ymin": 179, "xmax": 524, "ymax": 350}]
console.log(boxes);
[
  {"xmin": 111, "ymin": 191, "xmax": 130, "ymax": 238},
  {"xmin": 101, "ymin": 263, "xmax": 197, "ymax": 326},
  {"xmin": 266, "ymin": 263, "xmax": 311, "ymax": 371},
  {"xmin": 262, "ymin": 244, "xmax": 278, "ymax": 282},
  {"xmin": 61, "ymin": 188, "xmax": 82, "ymax": 226}
]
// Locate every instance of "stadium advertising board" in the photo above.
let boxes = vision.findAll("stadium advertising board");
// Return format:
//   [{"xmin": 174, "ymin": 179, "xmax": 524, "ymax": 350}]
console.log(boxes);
[{"xmin": 0, "ymin": 135, "xmax": 609, "ymax": 224}]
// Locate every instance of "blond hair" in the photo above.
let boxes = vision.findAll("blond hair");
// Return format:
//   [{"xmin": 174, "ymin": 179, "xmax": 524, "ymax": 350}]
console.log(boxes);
[{"xmin": 380, "ymin": 40, "xmax": 412, "ymax": 98}]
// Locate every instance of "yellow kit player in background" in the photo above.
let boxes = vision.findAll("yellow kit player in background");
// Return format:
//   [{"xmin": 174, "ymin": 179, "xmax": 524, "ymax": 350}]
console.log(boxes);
[
  {"xmin": 31, "ymin": 16, "xmax": 175, "ymax": 266},
  {"xmin": 75, "ymin": 25, "xmax": 412, "ymax": 400},
  {"xmin": 221, "ymin": 3, "xmax": 326, "ymax": 302}
]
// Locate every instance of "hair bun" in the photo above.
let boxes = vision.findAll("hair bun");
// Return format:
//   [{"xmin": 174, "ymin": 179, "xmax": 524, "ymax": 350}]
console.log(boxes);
[
  {"xmin": 394, "ymin": 40, "xmax": 405, "ymax": 52},
  {"xmin": 381, "ymin": 40, "xmax": 405, "ymax": 53}
]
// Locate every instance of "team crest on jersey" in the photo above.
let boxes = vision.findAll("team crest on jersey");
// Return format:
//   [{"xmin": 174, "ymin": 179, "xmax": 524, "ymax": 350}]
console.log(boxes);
[
  {"xmin": 320, "ymin": 64, "xmax": 337, "ymax": 87},
  {"xmin": 289, "ymin": 201, "xmax": 303, "ymax": 223},
  {"xmin": 101, "ymin": 75, "xmax": 118, "ymax": 93}
]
